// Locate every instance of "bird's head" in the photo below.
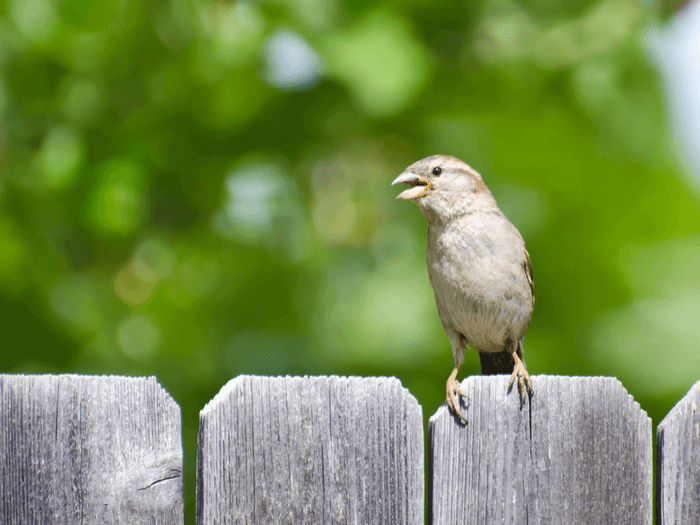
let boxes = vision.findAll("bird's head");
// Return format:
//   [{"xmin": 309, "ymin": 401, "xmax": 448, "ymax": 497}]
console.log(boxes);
[{"xmin": 392, "ymin": 155, "xmax": 493, "ymax": 222}]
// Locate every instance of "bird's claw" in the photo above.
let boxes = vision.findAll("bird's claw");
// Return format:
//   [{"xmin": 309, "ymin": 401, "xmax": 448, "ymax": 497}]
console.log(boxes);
[
  {"xmin": 446, "ymin": 378, "xmax": 468, "ymax": 424},
  {"xmin": 507, "ymin": 359, "xmax": 533, "ymax": 408}
]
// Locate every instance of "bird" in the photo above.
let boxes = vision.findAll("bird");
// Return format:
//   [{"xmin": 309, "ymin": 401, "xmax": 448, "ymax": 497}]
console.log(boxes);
[{"xmin": 392, "ymin": 155, "xmax": 534, "ymax": 423}]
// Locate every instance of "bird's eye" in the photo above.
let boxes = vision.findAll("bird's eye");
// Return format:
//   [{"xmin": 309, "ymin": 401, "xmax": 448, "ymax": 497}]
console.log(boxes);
[{"xmin": 432, "ymin": 166, "xmax": 442, "ymax": 176}]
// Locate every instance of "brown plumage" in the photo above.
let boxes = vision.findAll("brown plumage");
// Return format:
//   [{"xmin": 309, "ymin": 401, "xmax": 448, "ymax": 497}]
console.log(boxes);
[{"xmin": 392, "ymin": 155, "xmax": 534, "ymax": 423}]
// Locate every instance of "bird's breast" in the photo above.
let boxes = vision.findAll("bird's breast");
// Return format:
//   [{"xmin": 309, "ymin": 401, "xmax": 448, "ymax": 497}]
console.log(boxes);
[{"xmin": 426, "ymin": 218, "xmax": 532, "ymax": 351}]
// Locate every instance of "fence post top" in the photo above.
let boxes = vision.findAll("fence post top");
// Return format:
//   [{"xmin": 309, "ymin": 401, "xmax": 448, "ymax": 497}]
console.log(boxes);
[
  {"xmin": 428, "ymin": 374, "xmax": 650, "ymax": 425},
  {"xmin": 200, "ymin": 374, "xmax": 418, "ymax": 417},
  {"xmin": 658, "ymin": 379, "xmax": 700, "ymax": 431}
]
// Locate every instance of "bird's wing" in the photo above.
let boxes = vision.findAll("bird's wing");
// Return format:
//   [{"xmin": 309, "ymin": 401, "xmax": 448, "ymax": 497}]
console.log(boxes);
[{"xmin": 524, "ymin": 250, "xmax": 534, "ymax": 304}]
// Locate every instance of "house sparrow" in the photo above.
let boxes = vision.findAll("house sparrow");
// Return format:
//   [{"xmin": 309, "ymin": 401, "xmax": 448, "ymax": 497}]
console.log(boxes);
[{"xmin": 392, "ymin": 155, "xmax": 534, "ymax": 423}]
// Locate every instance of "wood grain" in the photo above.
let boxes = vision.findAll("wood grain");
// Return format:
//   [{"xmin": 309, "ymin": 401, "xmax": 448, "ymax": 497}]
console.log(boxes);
[
  {"xmin": 429, "ymin": 375, "xmax": 652, "ymax": 525},
  {"xmin": 0, "ymin": 374, "xmax": 183, "ymax": 524},
  {"xmin": 197, "ymin": 375, "xmax": 424, "ymax": 525},
  {"xmin": 657, "ymin": 380, "xmax": 700, "ymax": 525}
]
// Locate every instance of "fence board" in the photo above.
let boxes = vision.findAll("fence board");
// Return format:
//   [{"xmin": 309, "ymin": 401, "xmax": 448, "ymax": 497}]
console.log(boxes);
[
  {"xmin": 197, "ymin": 375, "xmax": 424, "ymax": 525},
  {"xmin": 429, "ymin": 375, "xmax": 652, "ymax": 525},
  {"xmin": 0, "ymin": 374, "xmax": 183, "ymax": 524},
  {"xmin": 657, "ymin": 380, "xmax": 700, "ymax": 525}
]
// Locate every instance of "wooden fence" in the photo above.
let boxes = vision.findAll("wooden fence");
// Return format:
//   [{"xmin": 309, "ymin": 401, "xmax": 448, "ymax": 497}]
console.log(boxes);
[{"xmin": 0, "ymin": 374, "xmax": 698, "ymax": 524}]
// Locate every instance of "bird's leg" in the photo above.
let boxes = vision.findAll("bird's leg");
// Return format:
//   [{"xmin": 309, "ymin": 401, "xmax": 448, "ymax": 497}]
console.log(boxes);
[
  {"xmin": 507, "ymin": 348, "xmax": 533, "ymax": 408},
  {"xmin": 446, "ymin": 365, "xmax": 468, "ymax": 424}
]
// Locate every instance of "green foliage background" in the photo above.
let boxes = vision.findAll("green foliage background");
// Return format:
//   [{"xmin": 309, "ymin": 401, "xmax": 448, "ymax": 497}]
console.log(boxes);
[{"xmin": 2, "ymin": 0, "xmax": 699, "ymax": 519}]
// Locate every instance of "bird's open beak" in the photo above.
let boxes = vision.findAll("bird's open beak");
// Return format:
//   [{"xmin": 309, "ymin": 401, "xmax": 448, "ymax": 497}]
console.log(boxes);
[{"xmin": 391, "ymin": 172, "xmax": 430, "ymax": 200}]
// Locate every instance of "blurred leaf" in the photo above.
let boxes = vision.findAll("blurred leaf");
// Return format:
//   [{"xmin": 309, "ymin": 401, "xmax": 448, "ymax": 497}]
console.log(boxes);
[
  {"xmin": 9, "ymin": 0, "xmax": 58, "ymax": 43},
  {"xmin": 35, "ymin": 125, "xmax": 84, "ymax": 189},
  {"xmin": 322, "ymin": 9, "xmax": 432, "ymax": 117},
  {"xmin": 117, "ymin": 312, "xmax": 162, "ymax": 360},
  {"xmin": 85, "ymin": 158, "xmax": 147, "ymax": 235},
  {"xmin": 586, "ymin": 293, "xmax": 700, "ymax": 396}
]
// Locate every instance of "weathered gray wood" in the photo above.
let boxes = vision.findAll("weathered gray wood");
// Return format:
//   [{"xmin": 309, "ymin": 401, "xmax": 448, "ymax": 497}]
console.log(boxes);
[
  {"xmin": 429, "ymin": 375, "xmax": 652, "ymax": 525},
  {"xmin": 0, "ymin": 374, "xmax": 183, "ymax": 524},
  {"xmin": 197, "ymin": 375, "xmax": 424, "ymax": 525},
  {"xmin": 657, "ymin": 380, "xmax": 700, "ymax": 525}
]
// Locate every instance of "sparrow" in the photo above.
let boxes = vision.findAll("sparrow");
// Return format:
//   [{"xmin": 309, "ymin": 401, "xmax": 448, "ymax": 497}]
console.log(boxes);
[{"xmin": 392, "ymin": 155, "xmax": 534, "ymax": 423}]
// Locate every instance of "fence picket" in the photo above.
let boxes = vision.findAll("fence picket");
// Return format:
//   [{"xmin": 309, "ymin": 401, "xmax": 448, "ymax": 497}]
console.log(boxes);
[
  {"xmin": 196, "ymin": 375, "xmax": 424, "ymax": 525},
  {"xmin": 429, "ymin": 375, "xmax": 652, "ymax": 525},
  {"xmin": 0, "ymin": 374, "xmax": 183, "ymax": 524},
  {"xmin": 657, "ymin": 380, "xmax": 700, "ymax": 525}
]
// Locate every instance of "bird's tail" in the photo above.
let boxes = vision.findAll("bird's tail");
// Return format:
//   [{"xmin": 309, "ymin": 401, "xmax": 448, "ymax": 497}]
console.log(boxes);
[{"xmin": 478, "ymin": 339, "xmax": 524, "ymax": 375}]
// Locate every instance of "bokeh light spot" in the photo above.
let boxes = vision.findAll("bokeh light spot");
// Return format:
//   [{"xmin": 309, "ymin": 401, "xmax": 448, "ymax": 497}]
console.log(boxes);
[
  {"xmin": 211, "ymin": 2, "xmax": 264, "ymax": 68},
  {"xmin": 114, "ymin": 264, "xmax": 156, "ymax": 305},
  {"xmin": 62, "ymin": 75, "xmax": 104, "ymax": 125},
  {"xmin": 213, "ymin": 160, "xmax": 307, "ymax": 258},
  {"xmin": 133, "ymin": 238, "xmax": 176, "ymax": 283},
  {"xmin": 117, "ymin": 313, "xmax": 162, "ymax": 360},
  {"xmin": 226, "ymin": 173, "xmax": 282, "ymax": 234},
  {"xmin": 10, "ymin": 0, "xmax": 58, "ymax": 43},
  {"xmin": 323, "ymin": 10, "xmax": 431, "ymax": 116},
  {"xmin": 38, "ymin": 126, "xmax": 83, "ymax": 190},
  {"xmin": 86, "ymin": 159, "xmax": 146, "ymax": 235},
  {"xmin": 311, "ymin": 190, "xmax": 357, "ymax": 243},
  {"xmin": 264, "ymin": 29, "xmax": 323, "ymax": 90},
  {"xmin": 587, "ymin": 294, "xmax": 700, "ymax": 396}
]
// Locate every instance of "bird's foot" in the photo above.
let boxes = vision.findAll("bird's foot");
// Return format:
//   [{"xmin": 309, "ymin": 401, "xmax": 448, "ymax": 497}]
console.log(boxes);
[
  {"xmin": 446, "ymin": 377, "xmax": 468, "ymax": 424},
  {"xmin": 507, "ymin": 357, "xmax": 533, "ymax": 408}
]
